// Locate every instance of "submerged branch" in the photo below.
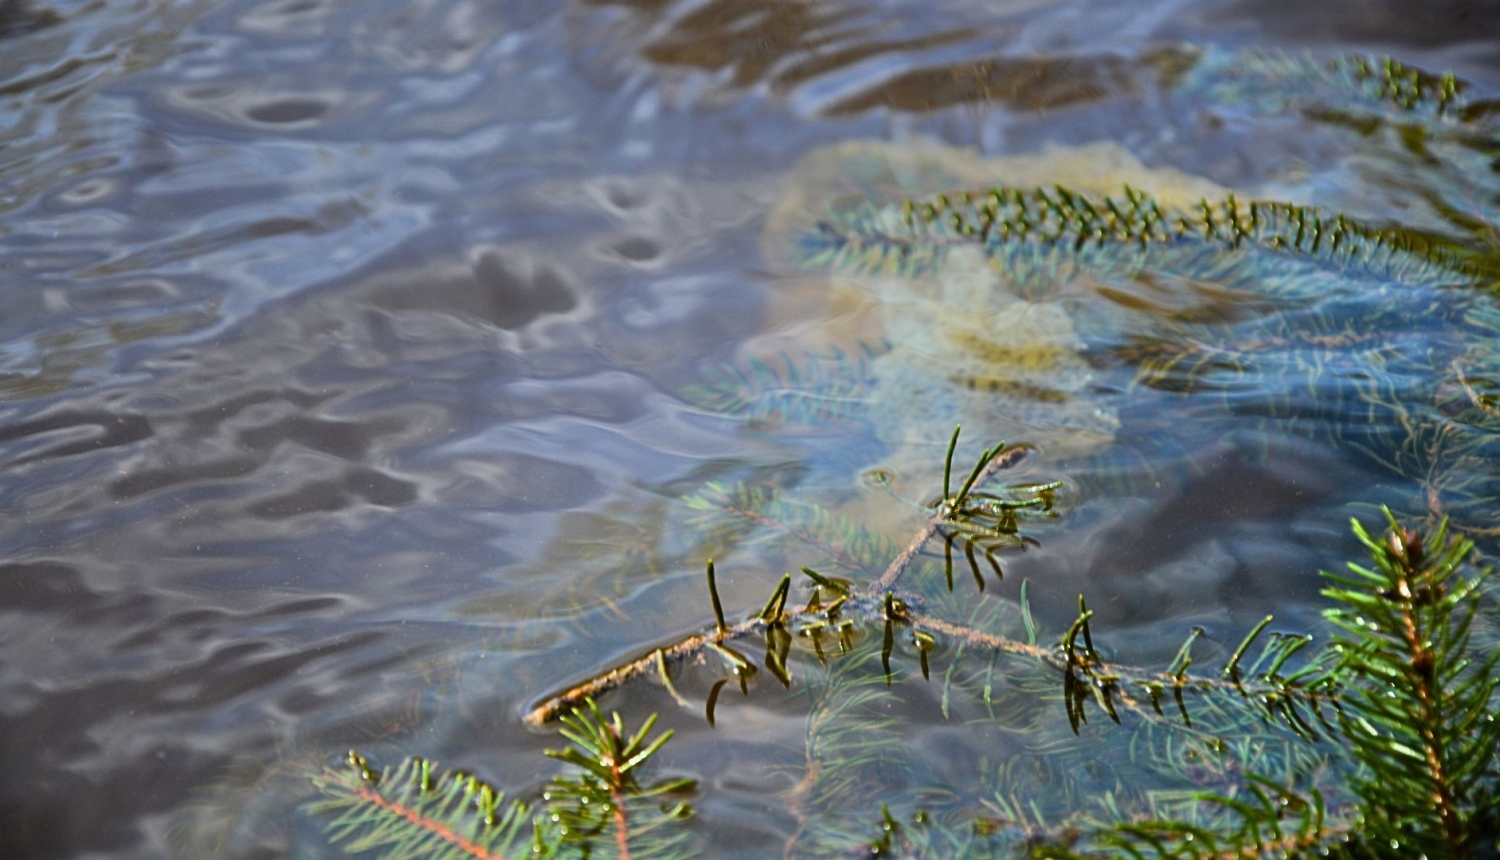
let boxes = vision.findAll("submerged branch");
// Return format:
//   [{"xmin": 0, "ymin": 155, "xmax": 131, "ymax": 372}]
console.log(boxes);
[
  {"xmin": 524, "ymin": 616, "xmax": 769, "ymax": 727},
  {"xmin": 526, "ymin": 568, "xmax": 1336, "ymax": 732},
  {"xmin": 524, "ymin": 439, "xmax": 1346, "ymax": 732},
  {"xmin": 527, "ymin": 441, "xmax": 1030, "ymax": 724},
  {"xmin": 873, "ymin": 443, "xmax": 1031, "ymax": 591},
  {"xmin": 906, "ymin": 610, "xmax": 1338, "ymax": 723}
]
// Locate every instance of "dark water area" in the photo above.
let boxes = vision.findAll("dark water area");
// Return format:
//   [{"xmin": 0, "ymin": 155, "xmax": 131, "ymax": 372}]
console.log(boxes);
[{"xmin": 3, "ymin": 1, "xmax": 1500, "ymax": 857}]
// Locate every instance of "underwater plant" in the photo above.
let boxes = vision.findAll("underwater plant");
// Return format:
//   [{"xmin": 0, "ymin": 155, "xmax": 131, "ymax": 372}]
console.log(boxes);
[
  {"xmin": 312, "ymin": 439, "xmax": 1498, "ymax": 857},
  {"xmin": 306, "ymin": 47, "xmax": 1500, "ymax": 858}
]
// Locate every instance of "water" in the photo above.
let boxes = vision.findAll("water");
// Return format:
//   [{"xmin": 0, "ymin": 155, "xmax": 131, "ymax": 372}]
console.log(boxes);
[{"xmin": 2, "ymin": 1, "xmax": 1498, "ymax": 857}]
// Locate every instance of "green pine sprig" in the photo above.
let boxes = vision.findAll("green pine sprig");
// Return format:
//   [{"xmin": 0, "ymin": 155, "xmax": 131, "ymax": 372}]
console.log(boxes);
[
  {"xmin": 543, "ymin": 699, "xmax": 697, "ymax": 860},
  {"xmin": 309, "ymin": 701, "xmax": 693, "ymax": 860},
  {"xmin": 310, "ymin": 754, "xmax": 548, "ymax": 860},
  {"xmin": 1321, "ymin": 513, "xmax": 1500, "ymax": 858}
]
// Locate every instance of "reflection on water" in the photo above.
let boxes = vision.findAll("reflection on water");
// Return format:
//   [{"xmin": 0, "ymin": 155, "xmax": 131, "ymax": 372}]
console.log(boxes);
[{"xmin": 1, "ymin": 0, "xmax": 1498, "ymax": 857}]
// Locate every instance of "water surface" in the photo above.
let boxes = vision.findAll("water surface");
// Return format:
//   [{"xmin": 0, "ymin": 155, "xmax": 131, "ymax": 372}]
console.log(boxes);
[{"xmin": 2, "ymin": 0, "xmax": 1498, "ymax": 857}]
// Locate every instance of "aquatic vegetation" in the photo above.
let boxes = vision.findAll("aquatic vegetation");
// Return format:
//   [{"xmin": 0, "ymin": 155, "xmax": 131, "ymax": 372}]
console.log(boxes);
[
  {"xmin": 308, "ymin": 441, "xmax": 1500, "ymax": 856},
  {"xmin": 305, "ymin": 47, "xmax": 1500, "ymax": 859},
  {"xmin": 508, "ymin": 439, "xmax": 1498, "ymax": 857},
  {"xmin": 731, "ymin": 102, "xmax": 1500, "ymax": 530}
]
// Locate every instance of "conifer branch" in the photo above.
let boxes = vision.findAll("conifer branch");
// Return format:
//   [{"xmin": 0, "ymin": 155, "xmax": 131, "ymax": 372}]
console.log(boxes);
[
  {"xmin": 313, "ymin": 702, "xmax": 692, "ymax": 860},
  {"xmin": 310, "ymin": 754, "xmax": 544, "ymax": 860},
  {"xmin": 303, "ymin": 42, "xmax": 1500, "ymax": 859},
  {"xmin": 681, "ymin": 345, "xmax": 882, "ymax": 428},
  {"xmin": 523, "ymin": 614, "xmax": 770, "ymax": 727},
  {"xmin": 526, "ymin": 439, "xmax": 1037, "ymax": 725},
  {"xmin": 525, "ymin": 438, "xmax": 1339, "ymax": 734},
  {"xmin": 874, "ymin": 438, "xmax": 1031, "ymax": 591},
  {"xmin": 1322, "ymin": 514, "xmax": 1499, "ymax": 857},
  {"xmin": 802, "ymin": 185, "xmax": 1474, "ymax": 294},
  {"xmin": 544, "ymin": 700, "xmax": 695, "ymax": 860}
]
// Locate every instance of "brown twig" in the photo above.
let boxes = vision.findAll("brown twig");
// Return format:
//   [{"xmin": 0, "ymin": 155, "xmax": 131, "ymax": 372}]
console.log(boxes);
[
  {"xmin": 603, "ymin": 730, "xmax": 634, "ymax": 860},
  {"xmin": 904, "ymin": 610, "xmax": 1335, "ymax": 714},
  {"xmin": 524, "ymin": 617, "xmax": 769, "ymax": 726},
  {"xmin": 905, "ymin": 612, "xmax": 1055, "ymax": 662},
  {"xmin": 525, "ymin": 444, "xmax": 1031, "ymax": 725},
  {"xmin": 524, "ymin": 440, "xmax": 1344, "ymax": 728}
]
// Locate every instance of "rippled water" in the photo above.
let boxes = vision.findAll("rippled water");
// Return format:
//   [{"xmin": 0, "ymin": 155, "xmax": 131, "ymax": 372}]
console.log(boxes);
[{"xmin": 3, "ymin": 1, "xmax": 1499, "ymax": 857}]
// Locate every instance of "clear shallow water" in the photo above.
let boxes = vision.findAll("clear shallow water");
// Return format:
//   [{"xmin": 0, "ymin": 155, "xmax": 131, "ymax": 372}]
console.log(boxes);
[{"xmin": 2, "ymin": 1, "xmax": 1499, "ymax": 857}]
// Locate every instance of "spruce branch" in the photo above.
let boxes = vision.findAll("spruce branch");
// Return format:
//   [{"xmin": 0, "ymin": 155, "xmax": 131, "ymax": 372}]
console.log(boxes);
[
  {"xmin": 875, "ymin": 435, "xmax": 1032, "ymax": 591},
  {"xmin": 801, "ymin": 185, "xmax": 1474, "ymax": 297},
  {"xmin": 305, "ymin": 43, "xmax": 1500, "ymax": 858},
  {"xmin": 543, "ymin": 700, "xmax": 695, "ymax": 860},
  {"xmin": 1321, "ymin": 513, "xmax": 1500, "ymax": 858},
  {"xmin": 524, "ymin": 437, "xmax": 1338, "ymax": 737},
  {"xmin": 311, "ymin": 701, "xmax": 692, "ymax": 860},
  {"xmin": 524, "ymin": 439, "xmax": 1037, "ymax": 725},
  {"xmin": 309, "ymin": 754, "xmax": 547, "ymax": 860}
]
